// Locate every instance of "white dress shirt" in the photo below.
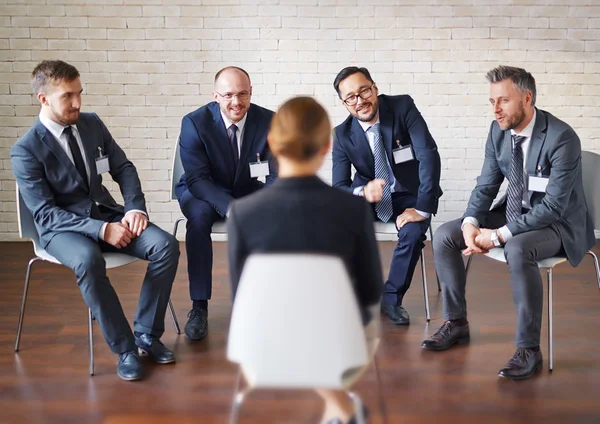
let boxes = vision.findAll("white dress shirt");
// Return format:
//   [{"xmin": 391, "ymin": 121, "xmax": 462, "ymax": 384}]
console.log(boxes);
[
  {"xmin": 221, "ymin": 110, "xmax": 248, "ymax": 156},
  {"xmin": 354, "ymin": 118, "xmax": 430, "ymax": 219},
  {"xmin": 39, "ymin": 113, "xmax": 145, "ymax": 241},
  {"xmin": 463, "ymin": 109, "xmax": 537, "ymax": 242}
]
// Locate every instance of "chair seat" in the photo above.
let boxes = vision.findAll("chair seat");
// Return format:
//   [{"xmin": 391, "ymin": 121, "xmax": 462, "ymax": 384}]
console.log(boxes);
[
  {"xmin": 373, "ymin": 222, "xmax": 397, "ymax": 234},
  {"xmin": 212, "ymin": 221, "xmax": 228, "ymax": 233},
  {"xmin": 33, "ymin": 245, "xmax": 139, "ymax": 269},
  {"xmin": 484, "ymin": 247, "xmax": 568, "ymax": 269}
]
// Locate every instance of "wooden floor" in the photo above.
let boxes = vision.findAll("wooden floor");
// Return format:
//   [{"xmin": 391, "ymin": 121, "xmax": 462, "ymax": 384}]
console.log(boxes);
[{"xmin": 1, "ymin": 240, "xmax": 600, "ymax": 424}]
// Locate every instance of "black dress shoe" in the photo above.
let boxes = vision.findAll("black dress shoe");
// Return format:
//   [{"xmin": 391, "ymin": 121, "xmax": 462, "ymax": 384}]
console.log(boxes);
[
  {"xmin": 381, "ymin": 304, "xmax": 410, "ymax": 325},
  {"xmin": 421, "ymin": 320, "xmax": 470, "ymax": 351},
  {"xmin": 117, "ymin": 350, "xmax": 144, "ymax": 381},
  {"xmin": 185, "ymin": 307, "xmax": 208, "ymax": 341},
  {"xmin": 498, "ymin": 347, "xmax": 543, "ymax": 380},
  {"xmin": 135, "ymin": 333, "xmax": 176, "ymax": 364}
]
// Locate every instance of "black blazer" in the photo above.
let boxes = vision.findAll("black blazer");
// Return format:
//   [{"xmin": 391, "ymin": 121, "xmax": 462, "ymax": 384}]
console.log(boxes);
[
  {"xmin": 177, "ymin": 102, "xmax": 276, "ymax": 217},
  {"xmin": 227, "ymin": 176, "xmax": 383, "ymax": 323},
  {"xmin": 332, "ymin": 94, "xmax": 442, "ymax": 214}
]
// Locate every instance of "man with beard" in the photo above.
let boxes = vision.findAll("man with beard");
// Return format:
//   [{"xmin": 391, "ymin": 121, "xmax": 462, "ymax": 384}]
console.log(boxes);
[
  {"xmin": 422, "ymin": 65, "xmax": 595, "ymax": 380},
  {"xmin": 11, "ymin": 60, "xmax": 180, "ymax": 381},
  {"xmin": 332, "ymin": 66, "xmax": 442, "ymax": 325},
  {"xmin": 175, "ymin": 67, "xmax": 276, "ymax": 341}
]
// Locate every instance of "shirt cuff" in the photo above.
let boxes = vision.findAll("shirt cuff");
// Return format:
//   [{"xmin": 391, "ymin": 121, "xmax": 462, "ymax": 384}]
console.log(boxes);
[
  {"xmin": 461, "ymin": 217, "xmax": 479, "ymax": 231},
  {"xmin": 353, "ymin": 186, "xmax": 365, "ymax": 197},
  {"xmin": 99, "ymin": 222, "xmax": 108, "ymax": 241},
  {"xmin": 126, "ymin": 209, "xmax": 147, "ymax": 217},
  {"xmin": 416, "ymin": 210, "xmax": 430, "ymax": 219},
  {"xmin": 497, "ymin": 225, "xmax": 513, "ymax": 243}
]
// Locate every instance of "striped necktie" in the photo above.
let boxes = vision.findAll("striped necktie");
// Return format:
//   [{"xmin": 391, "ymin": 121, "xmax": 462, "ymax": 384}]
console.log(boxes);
[{"xmin": 368, "ymin": 123, "xmax": 393, "ymax": 222}]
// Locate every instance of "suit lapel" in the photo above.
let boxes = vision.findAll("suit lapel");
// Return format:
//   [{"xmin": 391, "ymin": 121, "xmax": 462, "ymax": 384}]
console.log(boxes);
[
  {"xmin": 525, "ymin": 109, "xmax": 547, "ymax": 176},
  {"xmin": 378, "ymin": 100, "xmax": 395, "ymax": 165},
  {"xmin": 349, "ymin": 118, "xmax": 374, "ymax": 177},
  {"xmin": 210, "ymin": 103, "xmax": 236, "ymax": 181},
  {"xmin": 235, "ymin": 106, "xmax": 257, "ymax": 184}
]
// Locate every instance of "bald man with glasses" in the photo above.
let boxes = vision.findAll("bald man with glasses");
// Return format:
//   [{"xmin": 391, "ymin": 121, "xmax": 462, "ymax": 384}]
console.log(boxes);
[
  {"xmin": 175, "ymin": 67, "xmax": 276, "ymax": 341},
  {"xmin": 332, "ymin": 66, "xmax": 442, "ymax": 325}
]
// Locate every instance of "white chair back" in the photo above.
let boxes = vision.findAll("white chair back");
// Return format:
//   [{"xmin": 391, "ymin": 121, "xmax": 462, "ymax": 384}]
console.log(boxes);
[
  {"xmin": 16, "ymin": 183, "xmax": 41, "ymax": 246},
  {"xmin": 582, "ymin": 151, "xmax": 600, "ymax": 231},
  {"xmin": 170, "ymin": 137, "xmax": 184, "ymax": 201},
  {"xmin": 227, "ymin": 254, "xmax": 369, "ymax": 389}
]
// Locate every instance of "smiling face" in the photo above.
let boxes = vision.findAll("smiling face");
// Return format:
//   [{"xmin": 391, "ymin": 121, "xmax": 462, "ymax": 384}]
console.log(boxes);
[
  {"xmin": 338, "ymin": 71, "xmax": 379, "ymax": 124},
  {"xmin": 38, "ymin": 77, "xmax": 83, "ymax": 126},
  {"xmin": 212, "ymin": 68, "xmax": 252, "ymax": 124},
  {"xmin": 489, "ymin": 78, "xmax": 533, "ymax": 133}
]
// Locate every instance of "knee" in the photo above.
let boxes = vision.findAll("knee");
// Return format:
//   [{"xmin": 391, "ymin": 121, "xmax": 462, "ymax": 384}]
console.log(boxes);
[
  {"xmin": 185, "ymin": 209, "xmax": 216, "ymax": 234},
  {"xmin": 432, "ymin": 221, "xmax": 459, "ymax": 252},
  {"xmin": 398, "ymin": 223, "xmax": 425, "ymax": 247},
  {"xmin": 158, "ymin": 233, "xmax": 180, "ymax": 262},
  {"xmin": 72, "ymin": 251, "xmax": 106, "ymax": 281},
  {"xmin": 504, "ymin": 236, "xmax": 533, "ymax": 264}
]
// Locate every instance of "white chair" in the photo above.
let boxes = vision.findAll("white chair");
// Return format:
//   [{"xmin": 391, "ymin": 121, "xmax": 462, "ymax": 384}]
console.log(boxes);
[
  {"xmin": 170, "ymin": 137, "xmax": 227, "ymax": 241},
  {"xmin": 373, "ymin": 222, "xmax": 440, "ymax": 321},
  {"xmin": 226, "ymin": 254, "xmax": 384, "ymax": 424},
  {"xmin": 464, "ymin": 150, "xmax": 600, "ymax": 371},
  {"xmin": 14, "ymin": 184, "xmax": 181, "ymax": 375}
]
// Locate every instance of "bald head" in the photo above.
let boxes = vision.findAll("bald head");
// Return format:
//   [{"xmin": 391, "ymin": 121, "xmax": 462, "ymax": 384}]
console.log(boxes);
[
  {"xmin": 212, "ymin": 66, "xmax": 253, "ymax": 124},
  {"xmin": 214, "ymin": 66, "xmax": 250, "ymax": 89}
]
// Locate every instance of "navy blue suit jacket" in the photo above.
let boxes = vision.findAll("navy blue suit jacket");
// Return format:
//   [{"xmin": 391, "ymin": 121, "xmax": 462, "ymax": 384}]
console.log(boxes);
[
  {"xmin": 11, "ymin": 113, "xmax": 146, "ymax": 248},
  {"xmin": 332, "ymin": 94, "xmax": 442, "ymax": 214},
  {"xmin": 177, "ymin": 102, "xmax": 275, "ymax": 217}
]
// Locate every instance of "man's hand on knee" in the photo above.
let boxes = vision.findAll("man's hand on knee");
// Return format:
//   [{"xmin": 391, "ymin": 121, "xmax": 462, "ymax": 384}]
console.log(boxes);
[
  {"xmin": 121, "ymin": 212, "xmax": 148, "ymax": 237},
  {"xmin": 105, "ymin": 223, "xmax": 134, "ymax": 248},
  {"xmin": 462, "ymin": 223, "xmax": 487, "ymax": 255}
]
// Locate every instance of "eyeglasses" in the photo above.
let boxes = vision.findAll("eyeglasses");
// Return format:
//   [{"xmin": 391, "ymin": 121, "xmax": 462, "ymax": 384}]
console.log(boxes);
[
  {"xmin": 215, "ymin": 91, "xmax": 251, "ymax": 101},
  {"xmin": 342, "ymin": 85, "xmax": 375, "ymax": 106}
]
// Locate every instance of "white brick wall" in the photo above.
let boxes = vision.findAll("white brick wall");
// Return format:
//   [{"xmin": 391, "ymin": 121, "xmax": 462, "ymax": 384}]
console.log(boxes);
[{"xmin": 1, "ymin": 0, "xmax": 600, "ymax": 241}]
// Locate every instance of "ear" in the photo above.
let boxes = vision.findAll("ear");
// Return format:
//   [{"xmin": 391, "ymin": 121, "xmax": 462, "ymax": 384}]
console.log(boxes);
[
  {"xmin": 211, "ymin": 90, "xmax": 218, "ymax": 103},
  {"xmin": 37, "ymin": 92, "xmax": 47, "ymax": 106}
]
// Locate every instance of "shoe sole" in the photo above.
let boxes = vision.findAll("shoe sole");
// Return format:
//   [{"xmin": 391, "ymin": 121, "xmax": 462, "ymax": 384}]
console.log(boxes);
[
  {"xmin": 498, "ymin": 360, "xmax": 543, "ymax": 380},
  {"xmin": 118, "ymin": 373, "xmax": 142, "ymax": 381},
  {"xmin": 184, "ymin": 332, "xmax": 207, "ymax": 341},
  {"xmin": 137, "ymin": 347, "xmax": 176, "ymax": 364},
  {"xmin": 421, "ymin": 335, "xmax": 470, "ymax": 351}
]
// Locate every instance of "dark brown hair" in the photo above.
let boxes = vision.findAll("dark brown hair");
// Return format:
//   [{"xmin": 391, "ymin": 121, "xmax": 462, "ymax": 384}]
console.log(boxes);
[{"xmin": 30, "ymin": 60, "xmax": 80, "ymax": 95}]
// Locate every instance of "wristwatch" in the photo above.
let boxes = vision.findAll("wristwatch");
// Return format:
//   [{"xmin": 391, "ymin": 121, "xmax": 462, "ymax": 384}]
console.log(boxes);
[{"xmin": 490, "ymin": 230, "xmax": 502, "ymax": 247}]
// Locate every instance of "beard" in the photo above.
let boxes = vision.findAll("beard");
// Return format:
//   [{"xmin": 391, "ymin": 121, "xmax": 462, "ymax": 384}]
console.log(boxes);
[
  {"xmin": 499, "ymin": 102, "xmax": 526, "ymax": 131},
  {"xmin": 354, "ymin": 100, "xmax": 379, "ymax": 123},
  {"xmin": 50, "ymin": 104, "xmax": 79, "ymax": 127}
]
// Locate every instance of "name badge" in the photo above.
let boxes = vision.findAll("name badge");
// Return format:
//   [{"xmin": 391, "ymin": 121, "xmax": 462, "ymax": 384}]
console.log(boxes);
[
  {"xmin": 249, "ymin": 154, "xmax": 269, "ymax": 178},
  {"xmin": 528, "ymin": 175, "xmax": 549, "ymax": 193},
  {"xmin": 95, "ymin": 148, "xmax": 109, "ymax": 174},
  {"xmin": 392, "ymin": 141, "xmax": 414, "ymax": 164}
]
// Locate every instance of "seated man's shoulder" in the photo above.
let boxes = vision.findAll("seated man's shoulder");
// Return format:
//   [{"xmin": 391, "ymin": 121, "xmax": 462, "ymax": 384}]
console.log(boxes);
[
  {"xmin": 250, "ymin": 103, "xmax": 274, "ymax": 120},
  {"xmin": 543, "ymin": 110, "xmax": 577, "ymax": 138}
]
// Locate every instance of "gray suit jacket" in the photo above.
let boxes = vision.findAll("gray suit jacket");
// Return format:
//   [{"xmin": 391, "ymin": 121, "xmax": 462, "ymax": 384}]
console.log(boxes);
[
  {"xmin": 11, "ymin": 112, "xmax": 146, "ymax": 248},
  {"xmin": 464, "ymin": 108, "xmax": 595, "ymax": 266}
]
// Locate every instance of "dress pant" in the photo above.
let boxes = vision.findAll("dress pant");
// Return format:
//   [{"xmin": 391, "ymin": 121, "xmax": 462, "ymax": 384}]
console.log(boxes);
[
  {"xmin": 380, "ymin": 192, "xmax": 430, "ymax": 307},
  {"xmin": 45, "ymin": 221, "xmax": 180, "ymax": 354},
  {"xmin": 432, "ymin": 209, "xmax": 563, "ymax": 348},
  {"xmin": 176, "ymin": 188, "xmax": 223, "ymax": 302}
]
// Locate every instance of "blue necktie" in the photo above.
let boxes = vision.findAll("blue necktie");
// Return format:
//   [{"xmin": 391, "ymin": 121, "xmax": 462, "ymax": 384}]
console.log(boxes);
[
  {"xmin": 228, "ymin": 124, "xmax": 239, "ymax": 170},
  {"xmin": 368, "ymin": 123, "xmax": 393, "ymax": 222},
  {"xmin": 506, "ymin": 134, "xmax": 527, "ymax": 223}
]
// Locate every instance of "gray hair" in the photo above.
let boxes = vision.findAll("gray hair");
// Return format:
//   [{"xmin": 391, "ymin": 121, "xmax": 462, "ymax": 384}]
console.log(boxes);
[{"xmin": 486, "ymin": 65, "xmax": 536, "ymax": 106}]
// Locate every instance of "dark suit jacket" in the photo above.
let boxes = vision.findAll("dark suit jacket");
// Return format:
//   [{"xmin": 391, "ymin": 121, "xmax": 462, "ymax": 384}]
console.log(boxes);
[
  {"xmin": 227, "ymin": 176, "xmax": 383, "ymax": 323},
  {"xmin": 177, "ymin": 102, "xmax": 276, "ymax": 217},
  {"xmin": 332, "ymin": 94, "xmax": 442, "ymax": 214},
  {"xmin": 464, "ymin": 108, "xmax": 595, "ymax": 266},
  {"xmin": 11, "ymin": 113, "xmax": 146, "ymax": 248}
]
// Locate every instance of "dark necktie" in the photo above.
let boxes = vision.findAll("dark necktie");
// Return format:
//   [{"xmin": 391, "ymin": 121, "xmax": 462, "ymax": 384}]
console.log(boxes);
[
  {"xmin": 228, "ymin": 124, "xmax": 239, "ymax": 170},
  {"xmin": 368, "ymin": 123, "xmax": 393, "ymax": 222},
  {"xmin": 63, "ymin": 126, "xmax": 89, "ymax": 190},
  {"xmin": 505, "ymin": 134, "xmax": 527, "ymax": 223}
]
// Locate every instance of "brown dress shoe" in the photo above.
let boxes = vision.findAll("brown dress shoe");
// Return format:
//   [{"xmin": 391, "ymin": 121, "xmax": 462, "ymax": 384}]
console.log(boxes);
[
  {"xmin": 498, "ymin": 347, "xmax": 543, "ymax": 380},
  {"xmin": 421, "ymin": 320, "xmax": 470, "ymax": 351}
]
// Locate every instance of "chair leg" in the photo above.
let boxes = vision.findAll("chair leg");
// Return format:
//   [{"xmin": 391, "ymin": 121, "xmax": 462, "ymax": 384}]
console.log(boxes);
[
  {"xmin": 88, "ymin": 308, "xmax": 94, "ymax": 376},
  {"xmin": 547, "ymin": 268, "xmax": 553, "ymax": 372},
  {"xmin": 587, "ymin": 250, "xmax": 600, "ymax": 292},
  {"xmin": 428, "ymin": 226, "xmax": 441, "ymax": 292},
  {"xmin": 373, "ymin": 354, "xmax": 388, "ymax": 424},
  {"xmin": 229, "ymin": 367, "xmax": 250, "ymax": 424},
  {"xmin": 348, "ymin": 391, "xmax": 366, "ymax": 424},
  {"xmin": 14, "ymin": 257, "xmax": 42, "ymax": 352},
  {"xmin": 172, "ymin": 217, "xmax": 186, "ymax": 237},
  {"xmin": 464, "ymin": 255, "xmax": 473, "ymax": 277},
  {"xmin": 420, "ymin": 250, "xmax": 431, "ymax": 322},
  {"xmin": 168, "ymin": 298, "xmax": 181, "ymax": 334}
]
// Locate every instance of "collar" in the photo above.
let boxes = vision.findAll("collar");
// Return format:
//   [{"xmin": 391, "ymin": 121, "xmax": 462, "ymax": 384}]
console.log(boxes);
[
  {"xmin": 220, "ymin": 109, "xmax": 248, "ymax": 134},
  {"xmin": 511, "ymin": 108, "xmax": 536, "ymax": 139},
  {"xmin": 358, "ymin": 117, "xmax": 380, "ymax": 133},
  {"xmin": 39, "ymin": 113, "xmax": 78, "ymax": 141}
]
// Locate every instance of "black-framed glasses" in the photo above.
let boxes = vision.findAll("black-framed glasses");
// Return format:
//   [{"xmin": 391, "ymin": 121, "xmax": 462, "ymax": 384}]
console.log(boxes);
[
  {"xmin": 215, "ymin": 90, "xmax": 251, "ymax": 101},
  {"xmin": 343, "ymin": 84, "xmax": 375, "ymax": 106}
]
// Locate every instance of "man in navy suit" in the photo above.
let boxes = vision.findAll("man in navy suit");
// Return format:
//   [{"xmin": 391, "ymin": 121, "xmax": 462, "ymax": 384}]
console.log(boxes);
[
  {"xmin": 332, "ymin": 66, "xmax": 442, "ymax": 325},
  {"xmin": 11, "ymin": 60, "xmax": 180, "ymax": 381},
  {"xmin": 175, "ymin": 67, "xmax": 275, "ymax": 340}
]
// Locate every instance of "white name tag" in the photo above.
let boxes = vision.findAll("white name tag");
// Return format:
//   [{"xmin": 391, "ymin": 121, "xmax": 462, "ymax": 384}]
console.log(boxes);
[
  {"xmin": 96, "ymin": 156, "xmax": 109, "ymax": 174},
  {"xmin": 528, "ymin": 175, "xmax": 549, "ymax": 193},
  {"xmin": 249, "ymin": 161, "xmax": 269, "ymax": 178},
  {"xmin": 392, "ymin": 144, "xmax": 414, "ymax": 164}
]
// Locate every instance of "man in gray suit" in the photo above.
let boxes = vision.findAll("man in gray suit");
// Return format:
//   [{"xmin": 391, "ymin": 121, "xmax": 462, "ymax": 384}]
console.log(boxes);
[
  {"xmin": 422, "ymin": 66, "xmax": 595, "ymax": 380},
  {"xmin": 11, "ymin": 60, "xmax": 180, "ymax": 381}
]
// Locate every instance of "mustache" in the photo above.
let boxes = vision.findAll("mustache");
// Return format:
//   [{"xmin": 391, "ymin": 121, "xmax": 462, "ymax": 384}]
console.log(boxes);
[{"xmin": 356, "ymin": 103, "xmax": 372, "ymax": 112}]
